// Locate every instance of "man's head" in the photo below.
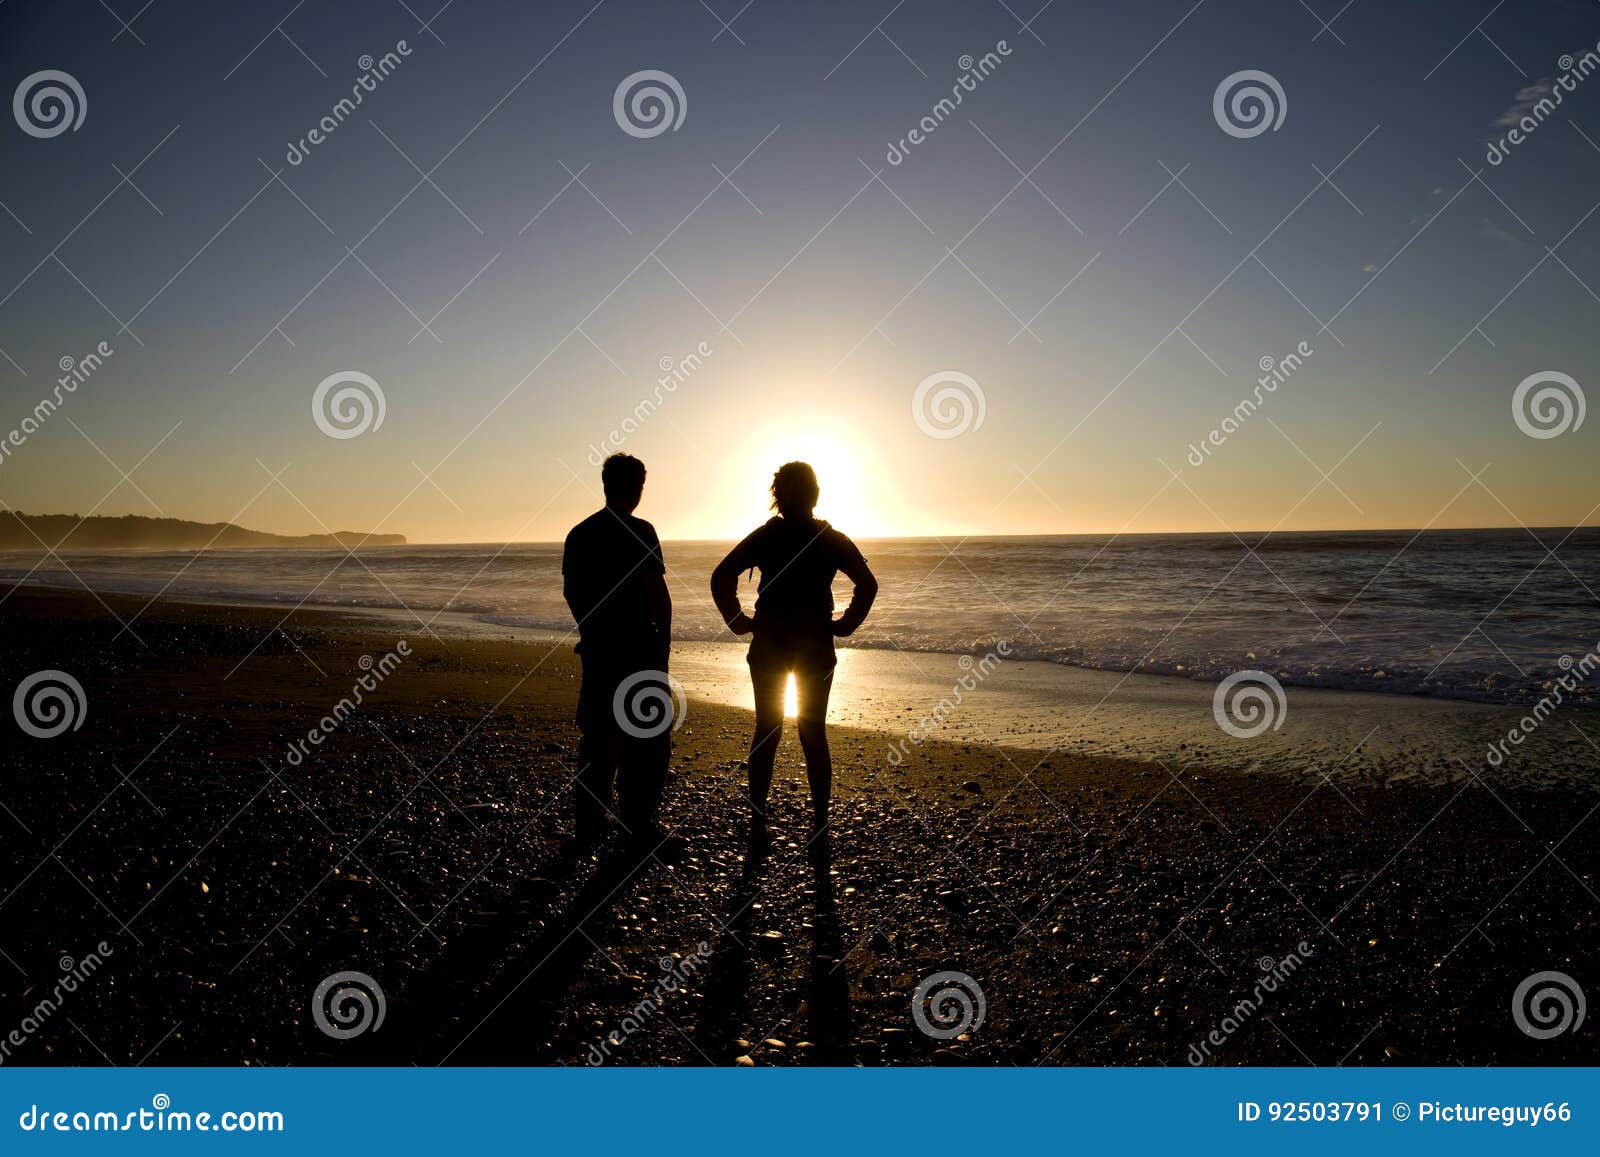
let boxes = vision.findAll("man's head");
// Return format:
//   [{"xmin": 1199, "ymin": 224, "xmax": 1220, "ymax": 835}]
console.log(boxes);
[{"xmin": 602, "ymin": 453, "xmax": 647, "ymax": 513}]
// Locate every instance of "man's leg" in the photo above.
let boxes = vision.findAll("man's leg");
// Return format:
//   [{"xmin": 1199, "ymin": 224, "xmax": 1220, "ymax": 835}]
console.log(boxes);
[
  {"xmin": 574, "ymin": 655, "xmax": 621, "ymax": 841},
  {"xmin": 575, "ymin": 731, "xmax": 619, "ymax": 841},
  {"xmin": 618, "ymin": 730, "xmax": 670, "ymax": 840}
]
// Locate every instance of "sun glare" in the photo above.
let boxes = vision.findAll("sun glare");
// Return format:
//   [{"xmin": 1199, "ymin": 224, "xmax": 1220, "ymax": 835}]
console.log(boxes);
[
  {"xmin": 719, "ymin": 418, "xmax": 890, "ymax": 538},
  {"xmin": 783, "ymin": 672, "xmax": 798, "ymax": 718}
]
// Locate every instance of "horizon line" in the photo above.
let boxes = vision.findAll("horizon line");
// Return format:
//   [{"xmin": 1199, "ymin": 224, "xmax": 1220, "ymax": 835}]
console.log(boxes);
[
  {"xmin": 410, "ymin": 521, "xmax": 1595, "ymax": 545},
  {"xmin": 6, "ymin": 510, "xmax": 1594, "ymax": 547}
]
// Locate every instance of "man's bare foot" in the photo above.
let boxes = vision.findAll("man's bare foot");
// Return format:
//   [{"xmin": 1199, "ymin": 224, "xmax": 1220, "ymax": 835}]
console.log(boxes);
[
  {"xmin": 625, "ymin": 823, "xmax": 687, "ymax": 862},
  {"xmin": 568, "ymin": 819, "xmax": 615, "ymax": 855}
]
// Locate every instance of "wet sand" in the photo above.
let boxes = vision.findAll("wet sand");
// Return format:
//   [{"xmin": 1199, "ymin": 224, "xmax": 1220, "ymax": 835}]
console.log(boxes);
[
  {"xmin": 0, "ymin": 584, "xmax": 1595, "ymax": 1067},
  {"xmin": 668, "ymin": 640, "xmax": 1600, "ymax": 789},
  {"xmin": 144, "ymin": 595, "xmax": 1600, "ymax": 789}
]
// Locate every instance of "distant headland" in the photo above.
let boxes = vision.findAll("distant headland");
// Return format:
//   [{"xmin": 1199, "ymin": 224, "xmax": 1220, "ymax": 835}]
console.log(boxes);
[{"xmin": 0, "ymin": 512, "xmax": 406, "ymax": 550}]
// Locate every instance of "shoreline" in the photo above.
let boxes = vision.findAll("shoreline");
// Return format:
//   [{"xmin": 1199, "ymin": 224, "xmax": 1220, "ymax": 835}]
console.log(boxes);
[
  {"xmin": 6, "ymin": 547, "xmax": 1593, "ymax": 710},
  {"xmin": 2, "ymin": 560, "xmax": 1592, "ymax": 708},
  {"xmin": 0, "ymin": 583, "xmax": 1595, "ymax": 1066},
  {"xmin": 3, "ymin": 579, "xmax": 1593, "ymax": 790}
]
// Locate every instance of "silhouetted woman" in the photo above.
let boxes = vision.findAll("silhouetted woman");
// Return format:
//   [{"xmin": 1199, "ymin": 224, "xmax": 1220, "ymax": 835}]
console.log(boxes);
[{"xmin": 712, "ymin": 462, "xmax": 877, "ymax": 844}]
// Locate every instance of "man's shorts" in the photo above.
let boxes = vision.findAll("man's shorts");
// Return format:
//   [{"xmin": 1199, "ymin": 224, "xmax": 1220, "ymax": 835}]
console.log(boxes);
[{"xmin": 576, "ymin": 651, "xmax": 665, "ymax": 735}]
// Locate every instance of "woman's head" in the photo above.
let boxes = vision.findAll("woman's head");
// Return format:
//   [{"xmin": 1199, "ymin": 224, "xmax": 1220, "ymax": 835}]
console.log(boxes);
[{"xmin": 769, "ymin": 461, "xmax": 819, "ymax": 519}]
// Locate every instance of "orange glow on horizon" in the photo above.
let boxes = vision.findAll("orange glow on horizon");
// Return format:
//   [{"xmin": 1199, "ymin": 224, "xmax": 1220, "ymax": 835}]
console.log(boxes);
[{"xmin": 662, "ymin": 415, "xmax": 942, "ymax": 541}]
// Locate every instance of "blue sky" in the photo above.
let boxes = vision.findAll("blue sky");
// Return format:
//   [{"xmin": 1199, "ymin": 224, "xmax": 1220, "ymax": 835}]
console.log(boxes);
[{"xmin": 1, "ymin": 0, "xmax": 1597, "ymax": 541}]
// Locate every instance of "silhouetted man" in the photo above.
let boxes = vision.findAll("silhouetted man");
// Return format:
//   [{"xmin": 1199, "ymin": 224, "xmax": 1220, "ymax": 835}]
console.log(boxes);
[{"xmin": 562, "ymin": 454, "xmax": 677, "ymax": 854}]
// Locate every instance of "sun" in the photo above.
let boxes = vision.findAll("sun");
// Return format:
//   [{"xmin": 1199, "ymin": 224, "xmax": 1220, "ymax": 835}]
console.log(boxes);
[{"xmin": 720, "ymin": 417, "xmax": 889, "ymax": 537}]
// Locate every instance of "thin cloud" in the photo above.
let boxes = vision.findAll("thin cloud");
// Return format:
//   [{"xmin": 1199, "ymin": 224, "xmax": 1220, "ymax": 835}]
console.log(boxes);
[
  {"xmin": 1492, "ymin": 80, "xmax": 1555, "ymax": 127},
  {"xmin": 1474, "ymin": 216, "xmax": 1521, "ymax": 247}
]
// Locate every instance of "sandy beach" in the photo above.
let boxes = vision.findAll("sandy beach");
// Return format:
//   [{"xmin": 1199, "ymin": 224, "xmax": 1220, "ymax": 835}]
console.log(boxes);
[{"xmin": 0, "ymin": 583, "xmax": 1595, "ymax": 1067}]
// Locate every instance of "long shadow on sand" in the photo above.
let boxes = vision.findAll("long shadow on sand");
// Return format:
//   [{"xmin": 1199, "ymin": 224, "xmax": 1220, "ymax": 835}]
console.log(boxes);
[
  {"xmin": 692, "ymin": 848, "xmax": 763, "ymax": 1062},
  {"xmin": 433, "ymin": 846, "xmax": 657, "ymax": 1064},
  {"xmin": 306, "ymin": 841, "xmax": 588, "ymax": 1064},
  {"xmin": 316, "ymin": 838, "xmax": 649, "ymax": 1065},
  {"xmin": 695, "ymin": 836, "xmax": 853, "ymax": 1065},
  {"xmin": 800, "ymin": 837, "xmax": 853, "ymax": 1063}
]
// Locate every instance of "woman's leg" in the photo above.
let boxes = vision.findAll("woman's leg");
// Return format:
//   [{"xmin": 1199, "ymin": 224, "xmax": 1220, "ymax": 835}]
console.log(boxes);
[
  {"xmin": 747, "ymin": 664, "xmax": 786, "ymax": 819},
  {"xmin": 795, "ymin": 666, "xmax": 835, "ymax": 831}
]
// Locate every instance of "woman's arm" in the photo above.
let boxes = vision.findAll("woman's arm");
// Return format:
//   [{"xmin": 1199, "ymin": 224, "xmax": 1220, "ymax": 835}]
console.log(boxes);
[
  {"xmin": 711, "ymin": 539, "xmax": 756, "ymax": 635},
  {"xmin": 832, "ymin": 547, "xmax": 877, "ymax": 637}
]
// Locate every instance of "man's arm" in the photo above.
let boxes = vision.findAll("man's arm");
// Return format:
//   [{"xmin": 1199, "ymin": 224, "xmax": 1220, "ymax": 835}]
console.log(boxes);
[
  {"xmin": 645, "ymin": 572, "xmax": 672, "ymax": 667},
  {"xmin": 831, "ymin": 538, "xmax": 878, "ymax": 637},
  {"xmin": 630, "ymin": 523, "xmax": 671, "ymax": 665},
  {"xmin": 560, "ymin": 534, "xmax": 592, "ymax": 626}
]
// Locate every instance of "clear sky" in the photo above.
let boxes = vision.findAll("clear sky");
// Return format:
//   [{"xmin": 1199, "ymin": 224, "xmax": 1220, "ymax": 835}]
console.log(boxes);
[{"xmin": 1, "ymin": 0, "xmax": 1597, "ymax": 543}]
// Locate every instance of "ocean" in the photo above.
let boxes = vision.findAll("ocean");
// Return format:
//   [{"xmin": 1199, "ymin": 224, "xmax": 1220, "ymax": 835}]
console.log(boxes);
[{"xmin": 5, "ymin": 527, "xmax": 1597, "ymax": 708}]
